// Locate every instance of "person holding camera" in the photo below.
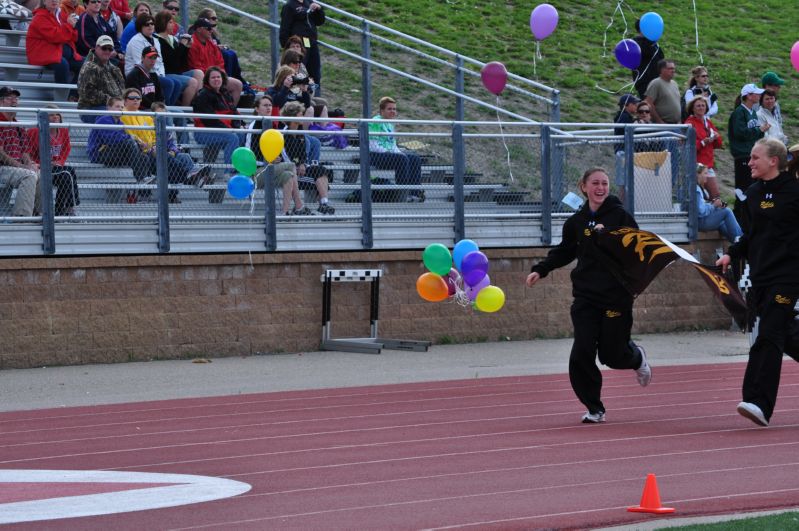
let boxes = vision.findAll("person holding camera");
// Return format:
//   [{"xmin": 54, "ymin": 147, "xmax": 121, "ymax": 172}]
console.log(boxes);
[
  {"xmin": 684, "ymin": 66, "xmax": 718, "ymax": 118},
  {"xmin": 684, "ymin": 95, "xmax": 723, "ymax": 200},
  {"xmin": 279, "ymin": 0, "xmax": 325, "ymax": 95},
  {"xmin": 268, "ymin": 65, "xmax": 314, "ymax": 116}
]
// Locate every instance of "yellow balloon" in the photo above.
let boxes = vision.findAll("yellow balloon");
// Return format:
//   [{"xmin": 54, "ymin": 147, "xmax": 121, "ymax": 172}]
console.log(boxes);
[
  {"xmin": 474, "ymin": 285, "xmax": 505, "ymax": 313},
  {"xmin": 259, "ymin": 129, "xmax": 284, "ymax": 163}
]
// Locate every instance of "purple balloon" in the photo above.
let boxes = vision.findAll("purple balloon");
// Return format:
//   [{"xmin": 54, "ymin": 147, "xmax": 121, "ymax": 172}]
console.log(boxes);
[
  {"xmin": 614, "ymin": 39, "xmax": 641, "ymax": 70},
  {"xmin": 461, "ymin": 251, "xmax": 489, "ymax": 287},
  {"xmin": 480, "ymin": 62, "xmax": 507, "ymax": 96},
  {"xmin": 530, "ymin": 3, "xmax": 559, "ymax": 41},
  {"xmin": 465, "ymin": 274, "xmax": 490, "ymax": 301}
]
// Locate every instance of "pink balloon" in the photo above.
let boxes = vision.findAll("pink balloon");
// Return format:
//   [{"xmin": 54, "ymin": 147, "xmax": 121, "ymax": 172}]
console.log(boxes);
[
  {"xmin": 792, "ymin": 41, "xmax": 799, "ymax": 73},
  {"xmin": 465, "ymin": 274, "xmax": 490, "ymax": 301},
  {"xmin": 480, "ymin": 62, "xmax": 507, "ymax": 96},
  {"xmin": 446, "ymin": 268, "xmax": 460, "ymax": 297},
  {"xmin": 530, "ymin": 3, "xmax": 559, "ymax": 41}
]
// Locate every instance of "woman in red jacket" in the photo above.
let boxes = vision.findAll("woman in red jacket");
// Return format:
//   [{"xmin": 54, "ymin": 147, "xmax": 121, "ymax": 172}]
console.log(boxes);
[
  {"xmin": 26, "ymin": 106, "xmax": 80, "ymax": 216},
  {"xmin": 684, "ymin": 96, "xmax": 723, "ymax": 200},
  {"xmin": 26, "ymin": 0, "xmax": 84, "ymax": 84}
]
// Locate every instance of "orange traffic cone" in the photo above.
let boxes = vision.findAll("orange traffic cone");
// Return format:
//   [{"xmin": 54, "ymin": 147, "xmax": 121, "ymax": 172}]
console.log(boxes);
[{"xmin": 627, "ymin": 473, "xmax": 676, "ymax": 514}]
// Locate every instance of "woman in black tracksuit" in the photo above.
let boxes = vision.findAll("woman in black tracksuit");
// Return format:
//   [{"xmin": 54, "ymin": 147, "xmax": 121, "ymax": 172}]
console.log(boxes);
[{"xmin": 526, "ymin": 168, "xmax": 651, "ymax": 424}]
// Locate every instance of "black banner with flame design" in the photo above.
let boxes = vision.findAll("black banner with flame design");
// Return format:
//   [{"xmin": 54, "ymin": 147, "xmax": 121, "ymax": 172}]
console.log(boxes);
[{"xmin": 591, "ymin": 228, "xmax": 747, "ymax": 329}]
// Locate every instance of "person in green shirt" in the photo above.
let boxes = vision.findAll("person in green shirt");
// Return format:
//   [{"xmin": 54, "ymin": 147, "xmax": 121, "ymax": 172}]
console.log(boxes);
[{"xmin": 367, "ymin": 96, "xmax": 424, "ymax": 202}]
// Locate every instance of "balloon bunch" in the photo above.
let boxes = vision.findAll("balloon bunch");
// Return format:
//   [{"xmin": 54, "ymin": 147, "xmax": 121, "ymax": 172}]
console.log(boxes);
[
  {"xmin": 226, "ymin": 130, "xmax": 285, "ymax": 200},
  {"xmin": 614, "ymin": 11, "xmax": 663, "ymax": 71},
  {"xmin": 416, "ymin": 240, "xmax": 506, "ymax": 313}
]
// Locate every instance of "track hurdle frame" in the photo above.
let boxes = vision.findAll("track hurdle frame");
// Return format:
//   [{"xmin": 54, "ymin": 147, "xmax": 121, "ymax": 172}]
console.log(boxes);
[{"xmin": 321, "ymin": 269, "xmax": 431, "ymax": 354}]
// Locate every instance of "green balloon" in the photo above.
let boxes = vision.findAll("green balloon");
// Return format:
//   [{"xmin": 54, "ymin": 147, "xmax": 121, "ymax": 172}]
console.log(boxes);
[
  {"xmin": 422, "ymin": 243, "xmax": 453, "ymax": 276},
  {"xmin": 231, "ymin": 147, "xmax": 257, "ymax": 177}
]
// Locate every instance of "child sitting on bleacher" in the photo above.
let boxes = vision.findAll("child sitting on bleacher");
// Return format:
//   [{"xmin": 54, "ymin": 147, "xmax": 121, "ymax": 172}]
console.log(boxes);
[{"xmin": 25, "ymin": 105, "xmax": 80, "ymax": 216}]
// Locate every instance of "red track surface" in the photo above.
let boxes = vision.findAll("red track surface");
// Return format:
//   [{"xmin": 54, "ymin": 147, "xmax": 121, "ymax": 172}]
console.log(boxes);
[{"xmin": 4, "ymin": 361, "xmax": 799, "ymax": 530}]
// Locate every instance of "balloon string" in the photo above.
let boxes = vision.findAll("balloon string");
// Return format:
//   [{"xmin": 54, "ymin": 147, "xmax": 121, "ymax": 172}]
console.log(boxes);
[
  {"xmin": 495, "ymin": 96, "xmax": 515, "ymax": 183},
  {"xmin": 533, "ymin": 41, "xmax": 539, "ymax": 76},
  {"xmin": 601, "ymin": 0, "xmax": 627, "ymax": 58},
  {"xmin": 692, "ymin": 0, "xmax": 703, "ymax": 64}
]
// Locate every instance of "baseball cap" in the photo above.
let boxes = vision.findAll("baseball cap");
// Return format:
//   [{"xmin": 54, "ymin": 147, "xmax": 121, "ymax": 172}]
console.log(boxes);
[
  {"xmin": 96, "ymin": 35, "xmax": 114, "ymax": 48},
  {"xmin": 761, "ymin": 71, "xmax": 785, "ymax": 86},
  {"xmin": 618, "ymin": 93, "xmax": 640, "ymax": 108},
  {"xmin": 141, "ymin": 45, "xmax": 159, "ymax": 58},
  {"xmin": 0, "ymin": 86, "xmax": 21, "ymax": 98},
  {"xmin": 740, "ymin": 83, "xmax": 765, "ymax": 97},
  {"xmin": 193, "ymin": 17, "xmax": 214, "ymax": 30}
]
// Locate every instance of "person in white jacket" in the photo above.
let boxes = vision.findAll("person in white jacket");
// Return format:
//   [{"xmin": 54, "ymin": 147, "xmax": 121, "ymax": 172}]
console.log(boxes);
[{"xmin": 756, "ymin": 90, "xmax": 788, "ymax": 145}]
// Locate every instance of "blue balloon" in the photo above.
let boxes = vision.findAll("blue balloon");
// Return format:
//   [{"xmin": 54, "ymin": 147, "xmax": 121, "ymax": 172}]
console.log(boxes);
[
  {"xmin": 453, "ymin": 239, "xmax": 479, "ymax": 272},
  {"xmin": 639, "ymin": 12, "xmax": 664, "ymax": 42},
  {"xmin": 614, "ymin": 39, "xmax": 641, "ymax": 70},
  {"xmin": 227, "ymin": 174, "xmax": 255, "ymax": 199}
]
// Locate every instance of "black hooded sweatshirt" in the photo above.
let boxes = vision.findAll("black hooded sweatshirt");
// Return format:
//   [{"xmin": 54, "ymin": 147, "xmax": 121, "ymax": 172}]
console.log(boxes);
[
  {"xmin": 531, "ymin": 195, "xmax": 638, "ymax": 309},
  {"xmin": 728, "ymin": 171, "xmax": 799, "ymax": 287}
]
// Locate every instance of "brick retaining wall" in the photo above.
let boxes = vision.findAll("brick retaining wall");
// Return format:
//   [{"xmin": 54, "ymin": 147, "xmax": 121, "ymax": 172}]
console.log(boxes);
[{"xmin": 0, "ymin": 237, "xmax": 732, "ymax": 369}]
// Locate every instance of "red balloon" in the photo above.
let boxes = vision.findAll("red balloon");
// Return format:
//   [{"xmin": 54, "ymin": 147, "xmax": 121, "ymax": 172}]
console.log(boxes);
[{"xmin": 480, "ymin": 62, "xmax": 508, "ymax": 96}]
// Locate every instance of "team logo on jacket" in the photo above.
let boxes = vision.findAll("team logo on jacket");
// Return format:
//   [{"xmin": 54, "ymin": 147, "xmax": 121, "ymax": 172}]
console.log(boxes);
[
  {"xmin": 610, "ymin": 227, "xmax": 672, "ymax": 263},
  {"xmin": 605, "ymin": 310, "xmax": 621, "ymax": 318},
  {"xmin": 584, "ymin": 228, "xmax": 591, "ymax": 236},
  {"xmin": 760, "ymin": 200, "xmax": 775, "ymax": 209},
  {"xmin": 775, "ymin": 294, "xmax": 793, "ymax": 305}
]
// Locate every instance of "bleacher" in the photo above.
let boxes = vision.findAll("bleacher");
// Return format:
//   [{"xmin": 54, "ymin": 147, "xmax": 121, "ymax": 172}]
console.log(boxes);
[{"xmin": 0, "ymin": 20, "xmax": 514, "ymax": 220}]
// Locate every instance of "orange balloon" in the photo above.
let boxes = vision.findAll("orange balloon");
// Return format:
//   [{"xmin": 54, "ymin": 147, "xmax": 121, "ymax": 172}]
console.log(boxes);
[{"xmin": 416, "ymin": 272, "xmax": 449, "ymax": 302}]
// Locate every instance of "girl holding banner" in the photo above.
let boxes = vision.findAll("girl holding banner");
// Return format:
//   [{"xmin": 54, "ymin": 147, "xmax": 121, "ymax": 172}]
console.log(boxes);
[{"xmin": 525, "ymin": 168, "xmax": 651, "ymax": 424}]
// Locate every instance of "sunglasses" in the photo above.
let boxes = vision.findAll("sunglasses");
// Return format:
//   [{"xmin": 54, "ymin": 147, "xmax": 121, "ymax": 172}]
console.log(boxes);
[
  {"xmin": 638, "ymin": 109, "xmax": 651, "ymax": 114},
  {"xmin": 144, "ymin": 21, "xmax": 154, "ymax": 25},
  {"xmin": 165, "ymin": 5, "xmax": 178, "ymax": 10},
  {"xmin": 208, "ymin": 16, "xmax": 218, "ymax": 20},
  {"xmin": 99, "ymin": 45, "xmax": 114, "ymax": 51},
  {"xmin": 126, "ymin": 95, "xmax": 142, "ymax": 100}
]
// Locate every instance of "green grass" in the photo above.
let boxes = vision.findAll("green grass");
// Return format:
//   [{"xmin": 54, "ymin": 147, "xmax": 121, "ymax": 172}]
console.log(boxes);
[{"xmin": 666, "ymin": 511, "xmax": 799, "ymax": 530}]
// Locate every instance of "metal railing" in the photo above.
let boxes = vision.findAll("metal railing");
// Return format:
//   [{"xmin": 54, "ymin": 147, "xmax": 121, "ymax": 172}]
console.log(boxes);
[
  {"xmin": 0, "ymin": 106, "xmax": 696, "ymax": 256},
  {"xmin": 197, "ymin": 0, "xmax": 559, "ymax": 123}
]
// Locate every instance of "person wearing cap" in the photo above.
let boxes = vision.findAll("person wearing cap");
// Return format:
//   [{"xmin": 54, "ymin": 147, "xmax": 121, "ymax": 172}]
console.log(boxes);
[
  {"xmin": 124, "ymin": 44, "xmax": 164, "ymax": 108},
  {"xmin": 124, "ymin": 12, "xmax": 183, "ymax": 106},
  {"xmin": 716, "ymin": 138, "xmax": 799, "ymax": 427},
  {"xmin": 728, "ymin": 83, "xmax": 769, "ymax": 229},
  {"xmin": 760, "ymin": 72, "xmax": 785, "ymax": 126},
  {"xmin": 187, "ymin": 17, "xmax": 241, "ymax": 106},
  {"xmin": 76, "ymin": 0, "xmax": 121, "ymax": 58},
  {"xmin": 77, "ymin": 35, "xmax": 125, "ymax": 123},
  {"xmin": 0, "ymin": 87, "xmax": 41, "ymax": 217},
  {"xmin": 612, "ymin": 93, "xmax": 639, "ymax": 201},
  {"xmin": 757, "ymin": 90, "xmax": 788, "ymax": 146}
]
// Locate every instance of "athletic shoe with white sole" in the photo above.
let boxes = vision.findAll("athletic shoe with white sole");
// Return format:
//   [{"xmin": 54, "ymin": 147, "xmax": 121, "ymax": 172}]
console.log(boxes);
[
  {"xmin": 581, "ymin": 411, "xmax": 606, "ymax": 424},
  {"xmin": 634, "ymin": 342, "xmax": 652, "ymax": 387},
  {"xmin": 737, "ymin": 401, "xmax": 768, "ymax": 427}
]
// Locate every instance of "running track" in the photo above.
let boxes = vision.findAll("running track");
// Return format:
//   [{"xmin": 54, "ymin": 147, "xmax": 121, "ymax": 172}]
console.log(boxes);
[{"xmin": 3, "ymin": 361, "xmax": 799, "ymax": 529}]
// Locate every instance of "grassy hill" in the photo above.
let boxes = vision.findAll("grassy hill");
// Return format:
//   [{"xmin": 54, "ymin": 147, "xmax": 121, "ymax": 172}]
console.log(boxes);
[{"xmin": 201, "ymin": 0, "xmax": 799, "ymax": 195}]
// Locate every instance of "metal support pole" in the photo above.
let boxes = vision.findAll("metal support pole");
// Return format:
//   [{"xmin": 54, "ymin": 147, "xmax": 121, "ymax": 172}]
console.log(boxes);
[
  {"xmin": 685, "ymin": 127, "xmax": 698, "ymax": 240},
  {"xmin": 179, "ymin": 0, "xmax": 188, "ymax": 37},
  {"xmin": 452, "ymin": 123, "xmax": 465, "ymax": 241},
  {"xmin": 358, "ymin": 121, "xmax": 373, "ymax": 249},
  {"xmin": 155, "ymin": 115, "xmax": 170, "ymax": 252},
  {"xmin": 264, "ymin": 163, "xmax": 277, "ymax": 251},
  {"xmin": 361, "ymin": 20, "xmax": 372, "ymax": 119},
  {"xmin": 540, "ymin": 125, "xmax": 552, "ymax": 245},
  {"xmin": 454, "ymin": 55, "xmax": 464, "ymax": 122},
  {"xmin": 37, "ymin": 111, "xmax": 55, "ymax": 254},
  {"xmin": 624, "ymin": 126, "xmax": 635, "ymax": 214}
]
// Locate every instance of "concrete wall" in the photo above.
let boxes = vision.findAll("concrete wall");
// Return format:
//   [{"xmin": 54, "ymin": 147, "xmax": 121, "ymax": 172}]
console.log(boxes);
[{"xmin": 0, "ymin": 236, "xmax": 731, "ymax": 369}]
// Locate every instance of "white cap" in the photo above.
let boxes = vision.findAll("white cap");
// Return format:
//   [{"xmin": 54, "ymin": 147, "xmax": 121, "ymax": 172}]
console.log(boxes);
[{"xmin": 740, "ymin": 83, "xmax": 765, "ymax": 97}]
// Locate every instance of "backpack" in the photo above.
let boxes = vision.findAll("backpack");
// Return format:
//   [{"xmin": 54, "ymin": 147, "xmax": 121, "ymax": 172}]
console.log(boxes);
[{"xmin": 309, "ymin": 123, "xmax": 348, "ymax": 149}]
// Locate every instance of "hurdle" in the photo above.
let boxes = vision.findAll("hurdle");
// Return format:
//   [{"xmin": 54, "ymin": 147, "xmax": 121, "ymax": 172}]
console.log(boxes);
[{"xmin": 321, "ymin": 269, "xmax": 431, "ymax": 354}]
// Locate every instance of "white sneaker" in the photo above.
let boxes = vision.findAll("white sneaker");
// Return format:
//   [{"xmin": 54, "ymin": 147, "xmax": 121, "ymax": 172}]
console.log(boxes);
[
  {"xmin": 581, "ymin": 411, "xmax": 606, "ymax": 423},
  {"xmin": 737, "ymin": 401, "xmax": 768, "ymax": 427},
  {"xmin": 634, "ymin": 343, "xmax": 652, "ymax": 387}
]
